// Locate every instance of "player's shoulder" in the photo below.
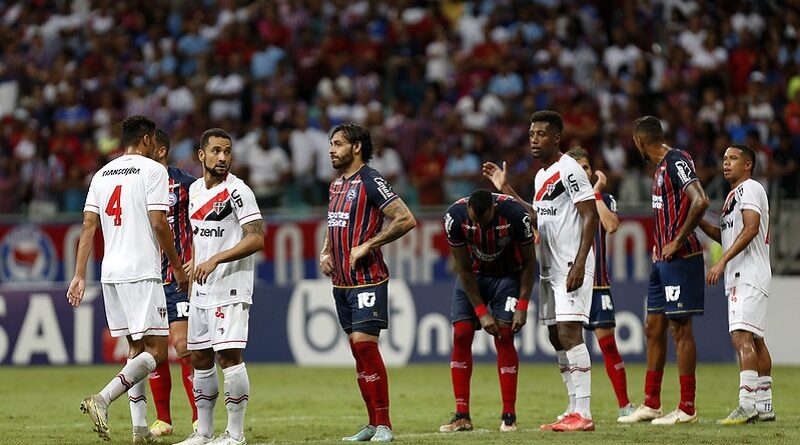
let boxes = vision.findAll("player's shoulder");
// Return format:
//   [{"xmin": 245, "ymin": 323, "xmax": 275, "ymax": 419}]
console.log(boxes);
[
  {"xmin": 738, "ymin": 178, "xmax": 768, "ymax": 199},
  {"xmin": 445, "ymin": 198, "xmax": 468, "ymax": 217},
  {"xmin": 359, "ymin": 165, "xmax": 386, "ymax": 181},
  {"xmin": 168, "ymin": 165, "xmax": 197, "ymax": 183},
  {"xmin": 495, "ymin": 193, "xmax": 525, "ymax": 212},
  {"xmin": 666, "ymin": 147, "xmax": 695, "ymax": 164}
]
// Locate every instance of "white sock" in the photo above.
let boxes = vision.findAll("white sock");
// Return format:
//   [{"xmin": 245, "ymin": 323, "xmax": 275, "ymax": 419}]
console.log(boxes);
[
  {"xmin": 193, "ymin": 367, "xmax": 219, "ymax": 438},
  {"xmin": 756, "ymin": 375, "xmax": 773, "ymax": 413},
  {"xmin": 100, "ymin": 352, "xmax": 156, "ymax": 406},
  {"xmin": 738, "ymin": 370, "xmax": 758, "ymax": 411},
  {"xmin": 127, "ymin": 361, "xmax": 148, "ymax": 428},
  {"xmin": 223, "ymin": 363, "xmax": 250, "ymax": 441},
  {"xmin": 556, "ymin": 350, "xmax": 576, "ymax": 413},
  {"xmin": 566, "ymin": 343, "xmax": 592, "ymax": 419}
]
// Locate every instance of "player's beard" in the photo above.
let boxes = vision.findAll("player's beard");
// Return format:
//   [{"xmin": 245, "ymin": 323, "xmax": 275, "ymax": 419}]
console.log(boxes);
[
  {"xmin": 331, "ymin": 149, "xmax": 354, "ymax": 170},
  {"xmin": 204, "ymin": 160, "xmax": 229, "ymax": 177}
]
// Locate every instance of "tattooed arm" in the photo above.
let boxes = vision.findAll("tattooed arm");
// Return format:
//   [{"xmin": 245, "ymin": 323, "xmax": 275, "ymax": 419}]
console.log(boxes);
[
  {"xmin": 194, "ymin": 220, "xmax": 265, "ymax": 285},
  {"xmin": 349, "ymin": 198, "xmax": 416, "ymax": 268}
]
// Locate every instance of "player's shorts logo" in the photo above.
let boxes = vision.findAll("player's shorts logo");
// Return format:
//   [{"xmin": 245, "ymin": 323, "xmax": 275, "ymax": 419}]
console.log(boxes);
[{"xmin": 0, "ymin": 225, "xmax": 57, "ymax": 282}]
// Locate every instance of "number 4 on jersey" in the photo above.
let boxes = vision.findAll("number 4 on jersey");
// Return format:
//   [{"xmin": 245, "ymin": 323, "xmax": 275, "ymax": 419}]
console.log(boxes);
[{"xmin": 105, "ymin": 185, "xmax": 123, "ymax": 226}]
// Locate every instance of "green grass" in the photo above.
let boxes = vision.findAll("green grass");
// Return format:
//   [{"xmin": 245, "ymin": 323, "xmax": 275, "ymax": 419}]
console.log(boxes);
[{"xmin": 1, "ymin": 363, "xmax": 798, "ymax": 444}]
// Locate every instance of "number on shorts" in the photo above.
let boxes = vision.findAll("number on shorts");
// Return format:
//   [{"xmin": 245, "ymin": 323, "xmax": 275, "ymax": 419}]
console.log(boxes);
[
  {"xmin": 665, "ymin": 285, "xmax": 681, "ymax": 302},
  {"xmin": 601, "ymin": 294, "xmax": 614, "ymax": 310},
  {"xmin": 357, "ymin": 292, "xmax": 376, "ymax": 309},
  {"xmin": 176, "ymin": 302, "xmax": 190, "ymax": 318},
  {"xmin": 105, "ymin": 185, "xmax": 123, "ymax": 226},
  {"xmin": 505, "ymin": 297, "xmax": 519, "ymax": 312}
]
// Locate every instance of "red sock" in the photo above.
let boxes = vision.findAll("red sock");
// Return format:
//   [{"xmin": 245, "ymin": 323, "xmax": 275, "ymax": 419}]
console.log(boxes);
[
  {"xmin": 149, "ymin": 359, "xmax": 172, "ymax": 424},
  {"xmin": 349, "ymin": 340, "xmax": 375, "ymax": 425},
  {"xmin": 451, "ymin": 322, "xmax": 474, "ymax": 415},
  {"xmin": 494, "ymin": 326, "xmax": 518, "ymax": 415},
  {"xmin": 679, "ymin": 374, "xmax": 696, "ymax": 415},
  {"xmin": 598, "ymin": 335, "xmax": 630, "ymax": 407},
  {"xmin": 644, "ymin": 370, "xmax": 663, "ymax": 409},
  {"xmin": 353, "ymin": 341, "xmax": 391, "ymax": 429},
  {"xmin": 179, "ymin": 356, "xmax": 198, "ymax": 422}
]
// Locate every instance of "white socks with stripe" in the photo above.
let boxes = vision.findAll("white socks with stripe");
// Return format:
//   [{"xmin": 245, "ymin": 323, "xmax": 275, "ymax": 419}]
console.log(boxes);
[
  {"xmin": 566, "ymin": 343, "xmax": 592, "ymax": 419},
  {"xmin": 223, "ymin": 363, "xmax": 250, "ymax": 441},
  {"xmin": 556, "ymin": 350, "xmax": 576, "ymax": 414},
  {"xmin": 756, "ymin": 375, "xmax": 773, "ymax": 413},
  {"xmin": 99, "ymin": 352, "xmax": 156, "ymax": 407},
  {"xmin": 193, "ymin": 366, "xmax": 219, "ymax": 438},
  {"xmin": 739, "ymin": 370, "xmax": 759, "ymax": 411},
  {"xmin": 128, "ymin": 369, "xmax": 148, "ymax": 428}
]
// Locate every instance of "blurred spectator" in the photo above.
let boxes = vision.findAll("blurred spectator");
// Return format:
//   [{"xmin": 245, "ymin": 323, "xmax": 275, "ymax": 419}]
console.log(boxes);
[
  {"xmin": 247, "ymin": 127, "xmax": 291, "ymax": 209},
  {"xmin": 410, "ymin": 137, "xmax": 446, "ymax": 206},
  {"xmin": 443, "ymin": 143, "xmax": 481, "ymax": 202}
]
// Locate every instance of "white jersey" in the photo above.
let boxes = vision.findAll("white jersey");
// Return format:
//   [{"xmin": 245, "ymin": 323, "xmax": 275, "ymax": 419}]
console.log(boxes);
[
  {"xmin": 533, "ymin": 154, "xmax": 595, "ymax": 280},
  {"xmin": 720, "ymin": 178, "xmax": 771, "ymax": 294},
  {"xmin": 84, "ymin": 154, "xmax": 169, "ymax": 283},
  {"xmin": 189, "ymin": 173, "xmax": 262, "ymax": 309}
]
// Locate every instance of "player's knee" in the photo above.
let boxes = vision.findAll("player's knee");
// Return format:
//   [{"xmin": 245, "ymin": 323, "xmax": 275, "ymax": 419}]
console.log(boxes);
[
  {"xmin": 216, "ymin": 350, "xmax": 244, "ymax": 368},
  {"xmin": 453, "ymin": 322, "xmax": 475, "ymax": 346},
  {"xmin": 190, "ymin": 350, "xmax": 215, "ymax": 370},
  {"xmin": 548, "ymin": 327, "xmax": 561, "ymax": 349},
  {"xmin": 173, "ymin": 337, "xmax": 189, "ymax": 357},
  {"xmin": 667, "ymin": 318, "xmax": 693, "ymax": 341}
]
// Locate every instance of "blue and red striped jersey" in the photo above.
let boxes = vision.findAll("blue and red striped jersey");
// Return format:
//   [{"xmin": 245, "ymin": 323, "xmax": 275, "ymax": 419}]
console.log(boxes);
[
  {"xmin": 327, "ymin": 165, "xmax": 399, "ymax": 287},
  {"xmin": 162, "ymin": 166, "xmax": 195, "ymax": 285},
  {"xmin": 593, "ymin": 193, "xmax": 617, "ymax": 288},
  {"xmin": 651, "ymin": 149, "xmax": 703, "ymax": 259},
  {"xmin": 444, "ymin": 194, "xmax": 534, "ymax": 276}
]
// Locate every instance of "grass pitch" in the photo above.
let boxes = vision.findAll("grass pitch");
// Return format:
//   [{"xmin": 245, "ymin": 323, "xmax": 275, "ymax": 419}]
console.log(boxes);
[{"xmin": 1, "ymin": 363, "xmax": 798, "ymax": 444}]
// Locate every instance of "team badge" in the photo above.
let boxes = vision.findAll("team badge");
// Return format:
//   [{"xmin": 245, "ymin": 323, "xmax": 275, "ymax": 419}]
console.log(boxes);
[
  {"xmin": 546, "ymin": 183, "xmax": 556, "ymax": 195},
  {"xmin": 346, "ymin": 188, "xmax": 357, "ymax": 201},
  {"xmin": 0, "ymin": 225, "xmax": 57, "ymax": 282},
  {"xmin": 168, "ymin": 192, "xmax": 177, "ymax": 207},
  {"xmin": 213, "ymin": 200, "xmax": 227, "ymax": 214},
  {"xmin": 158, "ymin": 306, "xmax": 167, "ymax": 319},
  {"xmin": 657, "ymin": 173, "xmax": 664, "ymax": 187}
]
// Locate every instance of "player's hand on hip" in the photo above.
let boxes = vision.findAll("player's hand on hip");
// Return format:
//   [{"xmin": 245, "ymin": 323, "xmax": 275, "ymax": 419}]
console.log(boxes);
[
  {"xmin": 319, "ymin": 253, "xmax": 334, "ymax": 276},
  {"xmin": 660, "ymin": 241, "xmax": 678, "ymax": 261},
  {"xmin": 566, "ymin": 264, "xmax": 584, "ymax": 292},
  {"xmin": 594, "ymin": 170, "xmax": 607, "ymax": 192},
  {"xmin": 173, "ymin": 266, "xmax": 189, "ymax": 292},
  {"xmin": 481, "ymin": 161, "xmax": 508, "ymax": 191},
  {"xmin": 183, "ymin": 258, "xmax": 194, "ymax": 276},
  {"xmin": 511, "ymin": 309, "xmax": 527, "ymax": 333},
  {"xmin": 706, "ymin": 261, "xmax": 724, "ymax": 286},
  {"xmin": 479, "ymin": 313, "xmax": 500, "ymax": 337},
  {"xmin": 66, "ymin": 276, "xmax": 85, "ymax": 307},
  {"xmin": 194, "ymin": 259, "xmax": 218, "ymax": 285},
  {"xmin": 349, "ymin": 243, "xmax": 370, "ymax": 269}
]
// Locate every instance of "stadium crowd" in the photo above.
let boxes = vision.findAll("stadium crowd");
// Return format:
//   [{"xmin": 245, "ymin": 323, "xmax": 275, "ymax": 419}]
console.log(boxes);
[{"xmin": 1, "ymin": 0, "xmax": 799, "ymax": 215}]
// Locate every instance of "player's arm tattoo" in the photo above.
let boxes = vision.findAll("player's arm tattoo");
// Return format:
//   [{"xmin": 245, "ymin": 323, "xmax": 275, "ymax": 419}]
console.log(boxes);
[
  {"xmin": 242, "ymin": 219, "xmax": 265, "ymax": 238},
  {"xmin": 674, "ymin": 181, "xmax": 710, "ymax": 244},
  {"xmin": 367, "ymin": 199, "xmax": 417, "ymax": 248}
]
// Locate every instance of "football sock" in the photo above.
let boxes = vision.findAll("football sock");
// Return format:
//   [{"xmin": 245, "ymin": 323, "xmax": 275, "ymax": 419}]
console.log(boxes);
[
  {"xmin": 128, "ymin": 360, "xmax": 148, "ymax": 428},
  {"xmin": 756, "ymin": 375, "xmax": 773, "ymax": 413},
  {"xmin": 353, "ymin": 341, "xmax": 391, "ymax": 429},
  {"xmin": 223, "ymin": 363, "xmax": 249, "ymax": 441},
  {"xmin": 350, "ymin": 339, "xmax": 375, "ymax": 425},
  {"xmin": 644, "ymin": 370, "xmax": 664, "ymax": 409},
  {"xmin": 556, "ymin": 350, "xmax": 576, "ymax": 413},
  {"xmin": 179, "ymin": 356, "xmax": 198, "ymax": 422},
  {"xmin": 678, "ymin": 374, "xmax": 696, "ymax": 415},
  {"xmin": 193, "ymin": 366, "xmax": 218, "ymax": 438},
  {"xmin": 99, "ymin": 352, "xmax": 156, "ymax": 406},
  {"xmin": 451, "ymin": 321, "xmax": 474, "ymax": 415},
  {"xmin": 566, "ymin": 343, "xmax": 592, "ymax": 419},
  {"xmin": 149, "ymin": 359, "xmax": 172, "ymax": 424},
  {"xmin": 738, "ymin": 370, "xmax": 758, "ymax": 411},
  {"xmin": 598, "ymin": 334, "xmax": 630, "ymax": 407},
  {"xmin": 494, "ymin": 326, "xmax": 518, "ymax": 415}
]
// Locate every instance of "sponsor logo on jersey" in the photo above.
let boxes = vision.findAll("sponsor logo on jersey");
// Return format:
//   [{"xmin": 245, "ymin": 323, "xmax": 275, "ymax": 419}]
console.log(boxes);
[
  {"xmin": 674, "ymin": 160, "xmax": 693, "ymax": 184},
  {"xmin": 0, "ymin": 225, "xmax": 57, "ymax": 282},
  {"xmin": 101, "ymin": 166, "xmax": 140, "ymax": 176},
  {"xmin": 193, "ymin": 226, "xmax": 226, "ymax": 237},
  {"xmin": 444, "ymin": 212, "xmax": 455, "ymax": 235},
  {"xmin": 327, "ymin": 211, "xmax": 349, "ymax": 228},
  {"xmin": 522, "ymin": 214, "xmax": 533, "ymax": 239},
  {"xmin": 373, "ymin": 177, "xmax": 395, "ymax": 200},
  {"xmin": 652, "ymin": 195, "xmax": 663, "ymax": 209},
  {"xmin": 537, "ymin": 206, "xmax": 558, "ymax": 216}
]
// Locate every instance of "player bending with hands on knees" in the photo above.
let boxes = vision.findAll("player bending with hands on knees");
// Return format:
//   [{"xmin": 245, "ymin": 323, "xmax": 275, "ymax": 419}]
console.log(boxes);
[
  {"xmin": 319, "ymin": 123, "xmax": 416, "ymax": 443},
  {"xmin": 68, "ymin": 115, "xmax": 189, "ymax": 444},
  {"xmin": 174, "ymin": 129, "xmax": 264, "ymax": 445},
  {"xmin": 438, "ymin": 189, "xmax": 535, "ymax": 433},
  {"xmin": 483, "ymin": 110, "xmax": 599, "ymax": 432},
  {"xmin": 698, "ymin": 144, "xmax": 775, "ymax": 425}
]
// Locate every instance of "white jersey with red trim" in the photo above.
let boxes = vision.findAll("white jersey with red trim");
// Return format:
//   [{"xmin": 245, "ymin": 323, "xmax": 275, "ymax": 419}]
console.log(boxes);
[
  {"xmin": 533, "ymin": 153, "xmax": 595, "ymax": 280},
  {"xmin": 189, "ymin": 173, "xmax": 262, "ymax": 308},
  {"xmin": 84, "ymin": 154, "xmax": 169, "ymax": 283},
  {"xmin": 720, "ymin": 178, "xmax": 771, "ymax": 294}
]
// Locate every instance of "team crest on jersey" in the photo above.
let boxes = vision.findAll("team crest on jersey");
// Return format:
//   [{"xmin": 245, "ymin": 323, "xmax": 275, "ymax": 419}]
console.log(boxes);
[
  {"xmin": 0, "ymin": 225, "xmax": 57, "ymax": 282},
  {"xmin": 657, "ymin": 172, "xmax": 664, "ymax": 187},
  {"xmin": 213, "ymin": 200, "xmax": 227, "ymax": 214},
  {"xmin": 168, "ymin": 192, "xmax": 178, "ymax": 207},
  {"xmin": 547, "ymin": 183, "xmax": 556, "ymax": 194},
  {"xmin": 346, "ymin": 188, "xmax": 357, "ymax": 201}
]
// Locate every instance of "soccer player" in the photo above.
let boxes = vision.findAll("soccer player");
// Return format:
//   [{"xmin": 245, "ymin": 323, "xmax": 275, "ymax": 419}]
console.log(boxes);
[
  {"xmin": 147, "ymin": 128, "xmax": 199, "ymax": 436},
  {"xmin": 565, "ymin": 146, "xmax": 635, "ymax": 419},
  {"xmin": 68, "ymin": 115, "xmax": 189, "ymax": 443},
  {"xmin": 438, "ymin": 189, "xmax": 535, "ymax": 433},
  {"xmin": 175, "ymin": 128, "xmax": 264, "ymax": 445},
  {"xmin": 619, "ymin": 115, "xmax": 710, "ymax": 425},
  {"xmin": 483, "ymin": 110, "xmax": 599, "ymax": 432},
  {"xmin": 698, "ymin": 144, "xmax": 775, "ymax": 424},
  {"xmin": 318, "ymin": 123, "xmax": 416, "ymax": 443}
]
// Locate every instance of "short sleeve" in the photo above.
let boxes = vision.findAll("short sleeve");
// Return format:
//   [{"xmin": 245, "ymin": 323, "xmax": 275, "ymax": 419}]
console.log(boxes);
[
  {"xmin": 444, "ymin": 207, "xmax": 466, "ymax": 246},
  {"xmin": 510, "ymin": 204, "xmax": 535, "ymax": 245},
  {"xmin": 563, "ymin": 158, "xmax": 594, "ymax": 203},
  {"xmin": 668, "ymin": 151, "xmax": 699, "ymax": 189},
  {"xmin": 84, "ymin": 176, "xmax": 100, "ymax": 214},
  {"xmin": 738, "ymin": 181, "xmax": 766, "ymax": 216},
  {"xmin": 362, "ymin": 168, "xmax": 399, "ymax": 210},
  {"xmin": 603, "ymin": 193, "xmax": 618, "ymax": 214},
  {"xmin": 146, "ymin": 165, "xmax": 170, "ymax": 212},
  {"xmin": 231, "ymin": 182, "xmax": 262, "ymax": 225}
]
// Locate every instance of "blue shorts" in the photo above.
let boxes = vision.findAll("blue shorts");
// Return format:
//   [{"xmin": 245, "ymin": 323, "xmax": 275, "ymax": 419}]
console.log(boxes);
[
  {"xmin": 164, "ymin": 282, "xmax": 190, "ymax": 323},
  {"xmin": 585, "ymin": 288, "xmax": 616, "ymax": 330},
  {"xmin": 333, "ymin": 281, "xmax": 389, "ymax": 335},
  {"xmin": 647, "ymin": 254, "xmax": 705, "ymax": 318},
  {"xmin": 451, "ymin": 274, "xmax": 519, "ymax": 326}
]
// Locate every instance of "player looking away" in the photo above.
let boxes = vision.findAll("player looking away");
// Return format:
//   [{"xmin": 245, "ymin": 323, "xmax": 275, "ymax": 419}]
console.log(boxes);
[
  {"xmin": 175, "ymin": 128, "xmax": 264, "ymax": 445},
  {"xmin": 68, "ymin": 115, "xmax": 189, "ymax": 443},
  {"xmin": 438, "ymin": 190, "xmax": 535, "ymax": 433},
  {"xmin": 698, "ymin": 144, "xmax": 775, "ymax": 425},
  {"xmin": 319, "ymin": 123, "xmax": 416, "ymax": 443},
  {"xmin": 147, "ymin": 128, "xmax": 199, "ymax": 436},
  {"xmin": 565, "ymin": 146, "xmax": 635, "ymax": 419},
  {"xmin": 483, "ymin": 110, "xmax": 599, "ymax": 432},
  {"xmin": 619, "ymin": 115, "xmax": 710, "ymax": 425}
]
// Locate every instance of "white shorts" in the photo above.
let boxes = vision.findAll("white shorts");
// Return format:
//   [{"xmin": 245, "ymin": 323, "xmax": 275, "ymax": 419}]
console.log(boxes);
[
  {"xmin": 539, "ymin": 273, "xmax": 593, "ymax": 326},
  {"xmin": 727, "ymin": 284, "xmax": 768, "ymax": 338},
  {"xmin": 187, "ymin": 302, "xmax": 250, "ymax": 351},
  {"xmin": 102, "ymin": 279, "xmax": 169, "ymax": 340}
]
